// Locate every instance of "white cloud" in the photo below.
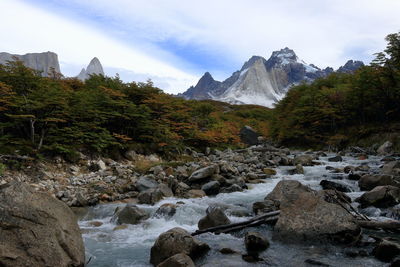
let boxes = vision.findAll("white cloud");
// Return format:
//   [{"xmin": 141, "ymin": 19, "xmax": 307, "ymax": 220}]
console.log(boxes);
[
  {"xmin": 0, "ymin": 0, "xmax": 198, "ymax": 93},
  {"xmin": 1, "ymin": 0, "xmax": 400, "ymax": 92}
]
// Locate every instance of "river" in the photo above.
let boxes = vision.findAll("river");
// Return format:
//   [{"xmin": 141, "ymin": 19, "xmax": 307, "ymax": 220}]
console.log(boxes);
[{"xmin": 78, "ymin": 153, "xmax": 392, "ymax": 266}]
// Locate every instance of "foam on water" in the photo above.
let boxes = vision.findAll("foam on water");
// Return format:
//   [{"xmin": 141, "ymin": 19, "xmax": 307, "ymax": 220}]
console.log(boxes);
[{"xmin": 80, "ymin": 153, "xmax": 387, "ymax": 266}]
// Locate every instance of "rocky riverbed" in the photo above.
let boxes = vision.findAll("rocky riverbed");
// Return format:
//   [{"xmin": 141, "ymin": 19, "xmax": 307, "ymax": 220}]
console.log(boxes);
[{"xmin": 68, "ymin": 143, "xmax": 400, "ymax": 267}]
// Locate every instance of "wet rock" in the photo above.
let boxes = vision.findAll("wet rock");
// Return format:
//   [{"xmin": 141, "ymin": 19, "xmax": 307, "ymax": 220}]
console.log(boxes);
[
  {"xmin": 198, "ymin": 207, "xmax": 231, "ymax": 230},
  {"xmin": 253, "ymin": 200, "xmax": 278, "ymax": 215},
  {"xmin": 0, "ymin": 182, "xmax": 85, "ymax": 267},
  {"xmin": 293, "ymin": 154, "xmax": 315, "ymax": 166},
  {"xmin": 287, "ymin": 164, "xmax": 304, "ymax": 175},
  {"xmin": 373, "ymin": 239, "xmax": 400, "ymax": 262},
  {"xmin": 158, "ymin": 184, "xmax": 174, "ymax": 197},
  {"xmin": 320, "ymin": 180, "xmax": 352, "ymax": 192},
  {"xmin": 138, "ymin": 188, "xmax": 163, "ymax": 205},
  {"xmin": 270, "ymin": 180, "xmax": 360, "ymax": 243},
  {"xmin": 219, "ymin": 247, "xmax": 238, "ymax": 254},
  {"xmin": 136, "ymin": 175, "xmax": 159, "ymax": 192},
  {"xmin": 348, "ymin": 173, "xmax": 361, "ymax": 181},
  {"xmin": 240, "ymin": 125, "xmax": 259, "ymax": 146},
  {"xmin": 220, "ymin": 184, "xmax": 243, "ymax": 193},
  {"xmin": 304, "ymin": 258, "xmax": 330, "ymax": 266},
  {"xmin": 319, "ymin": 189, "xmax": 352, "ymax": 204},
  {"xmin": 377, "ymin": 141, "xmax": 394, "ymax": 155},
  {"xmin": 157, "ymin": 253, "xmax": 195, "ymax": 267},
  {"xmin": 244, "ymin": 232, "xmax": 269, "ymax": 253},
  {"xmin": 328, "ymin": 155, "xmax": 343, "ymax": 162},
  {"xmin": 201, "ymin": 181, "xmax": 220, "ymax": 196},
  {"xmin": 358, "ymin": 174, "xmax": 396, "ymax": 191},
  {"xmin": 263, "ymin": 168, "xmax": 277, "ymax": 175},
  {"xmin": 174, "ymin": 182, "xmax": 191, "ymax": 197},
  {"xmin": 150, "ymin": 227, "xmax": 210, "ymax": 266},
  {"xmin": 185, "ymin": 189, "xmax": 206, "ymax": 198},
  {"xmin": 344, "ymin": 166, "xmax": 355, "ymax": 173},
  {"xmin": 383, "ymin": 161, "xmax": 400, "ymax": 175},
  {"xmin": 188, "ymin": 165, "xmax": 218, "ymax": 183},
  {"xmin": 155, "ymin": 203, "xmax": 177, "ymax": 219},
  {"xmin": 356, "ymin": 185, "xmax": 400, "ymax": 208},
  {"xmin": 242, "ymin": 254, "xmax": 263, "ymax": 262},
  {"xmin": 113, "ymin": 225, "xmax": 128, "ymax": 231},
  {"xmin": 89, "ymin": 221, "xmax": 103, "ymax": 227},
  {"xmin": 111, "ymin": 203, "xmax": 149, "ymax": 225}
]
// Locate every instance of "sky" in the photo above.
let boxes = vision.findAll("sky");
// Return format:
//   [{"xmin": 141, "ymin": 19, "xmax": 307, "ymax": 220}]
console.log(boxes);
[{"xmin": 0, "ymin": 0, "xmax": 399, "ymax": 94}]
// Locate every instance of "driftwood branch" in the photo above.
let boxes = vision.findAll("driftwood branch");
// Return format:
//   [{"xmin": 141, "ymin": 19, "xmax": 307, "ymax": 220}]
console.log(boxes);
[
  {"xmin": 0, "ymin": 154, "xmax": 34, "ymax": 161},
  {"xmin": 192, "ymin": 210, "xmax": 280, "ymax": 236},
  {"xmin": 357, "ymin": 220, "xmax": 400, "ymax": 232}
]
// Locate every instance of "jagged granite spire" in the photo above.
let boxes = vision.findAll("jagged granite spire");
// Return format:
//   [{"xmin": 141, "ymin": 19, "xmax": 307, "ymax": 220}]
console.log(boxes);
[{"xmin": 77, "ymin": 57, "xmax": 104, "ymax": 80}]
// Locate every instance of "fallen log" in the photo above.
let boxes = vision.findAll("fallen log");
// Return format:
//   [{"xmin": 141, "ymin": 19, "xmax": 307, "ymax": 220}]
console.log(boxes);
[
  {"xmin": 215, "ymin": 216, "xmax": 279, "ymax": 234},
  {"xmin": 357, "ymin": 220, "xmax": 400, "ymax": 231},
  {"xmin": 192, "ymin": 210, "xmax": 280, "ymax": 236}
]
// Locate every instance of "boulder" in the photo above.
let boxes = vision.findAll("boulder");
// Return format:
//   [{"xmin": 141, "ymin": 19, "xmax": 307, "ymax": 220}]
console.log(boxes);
[
  {"xmin": 185, "ymin": 189, "xmax": 206, "ymax": 198},
  {"xmin": 201, "ymin": 181, "xmax": 220, "ymax": 196},
  {"xmin": 138, "ymin": 188, "xmax": 163, "ymax": 205},
  {"xmin": 377, "ymin": 141, "xmax": 394, "ymax": 155},
  {"xmin": 356, "ymin": 185, "xmax": 400, "ymax": 208},
  {"xmin": 111, "ymin": 203, "xmax": 149, "ymax": 225},
  {"xmin": 293, "ymin": 155, "xmax": 315, "ymax": 166},
  {"xmin": 287, "ymin": 164, "xmax": 304, "ymax": 175},
  {"xmin": 158, "ymin": 184, "xmax": 174, "ymax": 197},
  {"xmin": 269, "ymin": 181, "xmax": 360, "ymax": 243},
  {"xmin": 382, "ymin": 161, "xmax": 400, "ymax": 175},
  {"xmin": 136, "ymin": 176, "xmax": 159, "ymax": 192},
  {"xmin": 157, "ymin": 253, "xmax": 195, "ymax": 267},
  {"xmin": 220, "ymin": 184, "xmax": 243, "ymax": 193},
  {"xmin": 264, "ymin": 180, "xmax": 312, "ymax": 207},
  {"xmin": 348, "ymin": 173, "xmax": 361, "ymax": 181},
  {"xmin": 150, "ymin": 227, "xmax": 210, "ymax": 266},
  {"xmin": 263, "ymin": 168, "xmax": 277, "ymax": 175},
  {"xmin": 320, "ymin": 180, "xmax": 352, "ymax": 192},
  {"xmin": 154, "ymin": 203, "xmax": 177, "ymax": 219},
  {"xmin": 358, "ymin": 174, "xmax": 396, "ymax": 191},
  {"xmin": 373, "ymin": 240, "xmax": 400, "ymax": 262},
  {"xmin": 328, "ymin": 155, "xmax": 343, "ymax": 162},
  {"xmin": 198, "ymin": 207, "xmax": 231, "ymax": 230},
  {"xmin": 240, "ymin": 126, "xmax": 259, "ymax": 146},
  {"xmin": 188, "ymin": 165, "xmax": 218, "ymax": 183},
  {"xmin": 0, "ymin": 182, "xmax": 85, "ymax": 267},
  {"xmin": 244, "ymin": 232, "xmax": 269, "ymax": 253}
]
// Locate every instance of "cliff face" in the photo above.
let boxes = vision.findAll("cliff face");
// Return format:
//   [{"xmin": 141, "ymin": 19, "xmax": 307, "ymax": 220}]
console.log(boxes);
[
  {"xmin": 181, "ymin": 48, "xmax": 363, "ymax": 108},
  {"xmin": 77, "ymin": 57, "xmax": 104, "ymax": 80},
  {"xmin": 0, "ymin": 51, "xmax": 61, "ymax": 77}
]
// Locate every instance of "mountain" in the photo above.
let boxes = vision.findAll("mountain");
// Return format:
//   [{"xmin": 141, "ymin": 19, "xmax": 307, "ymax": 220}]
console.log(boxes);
[
  {"xmin": 337, "ymin": 60, "xmax": 364, "ymax": 73},
  {"xmin": 77, "ymin": 57, "xmax": 104, "ymax": 80},
  {"xmin": 0, "ymin": 51, "xmax": 60, "ymax": 77},
  {"xmin": 180, "ymin": 48, "xmax": 362, "ymax": 107}
]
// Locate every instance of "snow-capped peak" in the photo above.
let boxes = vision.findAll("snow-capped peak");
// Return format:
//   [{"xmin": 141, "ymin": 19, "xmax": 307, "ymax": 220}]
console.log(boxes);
[{"xmin": 270, "ymin": 47, "xmax": 298, "ymax": 65}]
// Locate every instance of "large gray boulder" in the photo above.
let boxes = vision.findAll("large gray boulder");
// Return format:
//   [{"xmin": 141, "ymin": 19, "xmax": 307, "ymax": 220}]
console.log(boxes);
[
  {"xmin": 268, "ymin": 180, "xmax": 360, "ymax": 243},
  {"xmin": 138, "ymin": 189, "xmax": 163, "ymax": 205},
  {"xmin": 356, "ymin": 185, "xmax": 400, "ymax": 208},
  {"xmin": 239, "ymin": 126, "xmax": 259, "ymax": 146},
  {"xmin": 0, "ymin": 182, "xmax": 85, "ymax": 267},
  {"xmin": 198, "ymin": 207, "xmax": 231, "ymax": 230},
  {"xmin": 293, "ymin": 154, "xmax": 315, "ymax": 166},
  {"xmin": 244, "ymin": 232, "xmax": 269, "ymax": 253},
  {"xmin": 111, "ymin": 203, "xmax": 149, "ymax": 225},
  {"xmin": 358, "ymin": 174, "xmax": 396, "ymax": 191},
  {"xmin": 201, "ymin": 181, "xmax": 220, "ymax": 196},
  {"xmin": 188, "ymin": 165, "xmax": 218, "ymax": 183},
  {"xmin": 150, "ymin": 227, "xmax": 210, "ymax": 266},
  {"xmin": 136, "ymin": 175, "xmax": 159, "ymax": 192}
]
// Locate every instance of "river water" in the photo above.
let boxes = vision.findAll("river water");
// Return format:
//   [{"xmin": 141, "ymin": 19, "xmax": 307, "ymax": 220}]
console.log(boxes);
[{"xmin": 79, "ymin": 154, "xmax": 392, "ymax": 266}]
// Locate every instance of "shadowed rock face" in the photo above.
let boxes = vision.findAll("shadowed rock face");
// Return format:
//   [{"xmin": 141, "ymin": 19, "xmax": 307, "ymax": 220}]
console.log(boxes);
[
  {"xmin": 0, "ymin": 51, "xmax": 61, "ymax": 76},
  {"xmin": 0, "ymin": 182, "xmax": 85, "ymax": 267}
]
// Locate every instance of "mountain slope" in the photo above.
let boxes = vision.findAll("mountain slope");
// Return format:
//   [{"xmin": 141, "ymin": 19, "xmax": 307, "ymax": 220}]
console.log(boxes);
[
  {"xmin": 77, "ymin": 57, "xmax": 104, "ymax": 80},
  {"xmin": 181, "ymin": 48, "xmax": 362, "ymax": 107}
]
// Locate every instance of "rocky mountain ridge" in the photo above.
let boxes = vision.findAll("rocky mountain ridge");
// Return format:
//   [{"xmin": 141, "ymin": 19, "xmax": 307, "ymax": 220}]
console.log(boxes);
[
  {"xmin": 180, "ymin": 48, "xmax": 364, "ymax": 107},
  {"xmin": 0, "ymin": 51, "xmax": 104, "ymax": 80}
]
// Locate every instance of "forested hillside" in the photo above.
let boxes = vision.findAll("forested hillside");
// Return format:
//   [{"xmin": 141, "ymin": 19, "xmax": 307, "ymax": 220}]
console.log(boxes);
[
  {"xmin": 270, "ymin": 32, "xmax": 400, "ymax": 149},
  {"xmin": 0, "ymin": 63, "xmax": 271, "ymax": 159}
]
